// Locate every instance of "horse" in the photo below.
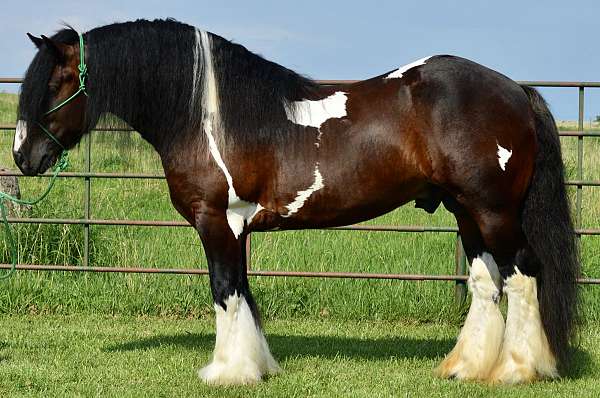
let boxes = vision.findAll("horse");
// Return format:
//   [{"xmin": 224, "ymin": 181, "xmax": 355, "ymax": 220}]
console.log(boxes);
[{"xmin": 15, "ymin": 19, "xmax": 579, "ymax": 385}]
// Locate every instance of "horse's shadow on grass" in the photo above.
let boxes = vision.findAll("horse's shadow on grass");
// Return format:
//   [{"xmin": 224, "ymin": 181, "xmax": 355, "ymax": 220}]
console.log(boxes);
[
  {"xmin": 104, "ymin": 333, "xmax": 596, "ymax": 379},
  {"xmin": 564, "ymin": 347, "xmax": 596, "ymax": 380},
  {"xmin": 105, "ymin": 332, "xmax": 454, "ymax": 361}
]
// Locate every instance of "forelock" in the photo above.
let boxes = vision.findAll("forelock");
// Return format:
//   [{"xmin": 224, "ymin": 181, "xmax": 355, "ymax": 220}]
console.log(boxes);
[{"xmin": 17, "ymin": 28, "xmax": 79, "ymax": 124}]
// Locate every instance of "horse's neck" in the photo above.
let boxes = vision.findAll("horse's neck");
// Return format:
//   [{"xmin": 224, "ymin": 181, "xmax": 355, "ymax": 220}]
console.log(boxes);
[
  {"xmin": 88, "ymin": 29, "xmax": 200, "ymax": 152},
  {"xmin": 90, "ymin": 25, "xmax": 324, "ymax": 156}
]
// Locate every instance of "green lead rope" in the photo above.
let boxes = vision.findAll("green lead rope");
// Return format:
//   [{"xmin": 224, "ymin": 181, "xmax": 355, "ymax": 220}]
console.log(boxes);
[
  {"xmin": 0, "ymin": 32, "xmax": 86, "ymax": 279},
  {"xmin": 0, "ymin": 151, "xmax": 69, "ymax": 279}
]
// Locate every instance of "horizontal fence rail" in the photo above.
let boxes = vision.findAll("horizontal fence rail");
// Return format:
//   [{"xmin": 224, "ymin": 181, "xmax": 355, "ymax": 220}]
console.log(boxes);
[
  {"xmin": 1, "ymin": 264, "xmax": 600, "ymax": 285},
  {"xmin": 1, "ymin": 78, "xmax": 600, "ymax": 294},
  {"xmin": 1, "ymin": 217, "xmax": 600, "ymax": 235}
]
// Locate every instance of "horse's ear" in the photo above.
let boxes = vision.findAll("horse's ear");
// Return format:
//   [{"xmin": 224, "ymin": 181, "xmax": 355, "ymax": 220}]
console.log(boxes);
[
  {"xmin": 27, "ymin": 33, "xmax": 44, "ymax": 48},
  {"xmin": 40, "ymin": 35, "xmax": 66, "ymax": 61}
]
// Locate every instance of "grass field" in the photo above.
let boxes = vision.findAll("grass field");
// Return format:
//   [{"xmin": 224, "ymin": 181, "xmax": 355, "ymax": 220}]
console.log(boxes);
[{"xmin": 0, "ymin": 315, "xmax": 599, "ymax": 397}]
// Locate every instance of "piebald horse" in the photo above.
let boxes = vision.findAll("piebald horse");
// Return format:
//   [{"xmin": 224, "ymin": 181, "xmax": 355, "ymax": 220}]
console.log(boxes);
[{"xmin": 15, "ymin": 19, "xmax": 578, "ymax": 385}]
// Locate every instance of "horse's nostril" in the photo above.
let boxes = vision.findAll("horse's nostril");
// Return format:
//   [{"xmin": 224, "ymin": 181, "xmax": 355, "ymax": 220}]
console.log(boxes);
[{"xmin": 13, "ymin": 150, "xmax": 24, "ymax": 166}]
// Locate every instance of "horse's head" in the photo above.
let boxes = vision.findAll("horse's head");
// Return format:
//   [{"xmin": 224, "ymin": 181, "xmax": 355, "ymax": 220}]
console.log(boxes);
[{"xmin": 15, "ymin": 29, "xmax": 87, "ymax": 176}]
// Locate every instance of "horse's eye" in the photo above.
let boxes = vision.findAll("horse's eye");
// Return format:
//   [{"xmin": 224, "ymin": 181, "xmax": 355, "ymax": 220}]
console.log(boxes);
[{"xmin": 48, "ymin": 85, "xmax": 59, "ymax": 95}]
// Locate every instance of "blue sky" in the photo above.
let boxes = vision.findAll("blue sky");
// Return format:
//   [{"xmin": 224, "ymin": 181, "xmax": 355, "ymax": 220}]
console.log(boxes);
[{"xmin": 1, "ymin": 0, "xmax": 599, "ymax": 120}]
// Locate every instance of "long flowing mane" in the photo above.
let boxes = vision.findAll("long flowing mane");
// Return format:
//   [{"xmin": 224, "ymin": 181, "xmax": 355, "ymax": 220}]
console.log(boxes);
[
  {"xmin": 19, "ymin": 19, "xmax": 318, "ymax": 151},
  {"xmin": 20, "ymin": 19, "xmax": 318, "ymax": 152},
  {"xmin": 85, "ymin": 19, "xmax": 199, "ymax": 149}
]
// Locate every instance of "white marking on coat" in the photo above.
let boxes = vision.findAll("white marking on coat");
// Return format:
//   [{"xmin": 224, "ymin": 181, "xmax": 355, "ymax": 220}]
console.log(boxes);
[
  {"xmin": 199, "ymin": 30, "xmax": 262, "ymax": 238},
  {"xmin": 199, "ymin": 293, "xmax": 281, "ymax": 385},
  {"xmin": 436, "ymin": 252, "xmax": 504, "ymax": 380},
  {"xmin": 497, "ymin": 144, "xmax": 513, "ymax": 171},
  {"xmin": 200, "ymin": 30, "xmax": 219, "ymax": 127},
  {"xmin": 385, "ymin": 56, "xmax": 433, "ymax": 79},
  {"xmin": 285, "ymin": 91, "xmax": 348, "ymax": 128},
  {"xmin": 283, "ymin": 93, "xmax": 341, "ymax": 211},
  {"xmin": 226, "ymin": 203, "xmax": 264, "ymax": 238},
  {"xmin": 14, "ymin": 120, "xmax": 27, "ymax": 152},
  {"xmin": 282, "ymin": 164, "xmax": 324, "ymax": 217},
  {"xmin": 190, "ymin": 29, "xmax": 202, "ymax": 110},
  {"xmin": 489, "ymin": 267, "xmax": 557, "ymax": 383},
  {"xmin": 315, "ymin": 130, "xmax": 323, "ymax": 148}
]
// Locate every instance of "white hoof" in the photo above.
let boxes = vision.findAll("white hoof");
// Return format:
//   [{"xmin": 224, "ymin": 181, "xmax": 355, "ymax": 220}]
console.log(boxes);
[
  {"xmin": 199, "ymin": 354, "xmax": 281, "ymax": 385},
  {"xmin": 199, "ymin": 360, "xmax": 261, "ymax": 385}
]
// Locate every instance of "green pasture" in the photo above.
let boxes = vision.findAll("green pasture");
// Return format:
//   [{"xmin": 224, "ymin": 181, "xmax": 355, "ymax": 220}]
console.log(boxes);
[{"xmin": 0, "ymin": 315, "xmax": 599, "ymax": 397}]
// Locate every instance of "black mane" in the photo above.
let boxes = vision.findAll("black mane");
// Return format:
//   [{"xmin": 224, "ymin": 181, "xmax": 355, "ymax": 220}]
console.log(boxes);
[
  {"xmin": 85, "ymin": 19, "xmax": 198, "ymax": 150},
  {"xmin": 211, "ymin": 33, "xmax": 318, "ymax": 148}
]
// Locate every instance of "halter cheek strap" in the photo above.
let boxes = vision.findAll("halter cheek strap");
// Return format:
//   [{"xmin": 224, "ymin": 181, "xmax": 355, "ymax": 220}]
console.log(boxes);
[{"xmin": 37, "ymin": 32, "xmax": 88, "ymax": 149}]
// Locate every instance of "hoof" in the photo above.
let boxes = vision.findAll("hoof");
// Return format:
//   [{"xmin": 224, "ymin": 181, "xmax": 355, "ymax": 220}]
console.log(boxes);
[
  {"xmin": 488, "ymin": 352, "xmax": 558, "ymax": 384},
  {"xmin": 488, "ymin": 364, "xmax": 537, "ymax": 384},
  {"xmin": 435, "ymin": 343, "xmax": 485, "ymax": 381},
  {"xmin": 436, "ymin": 254, "xmax": 504, "ymax": 381},
  {"xmin": 200, "ymin": 293, "xmax": 282, "ymax": 385},
  {"xmin": 198, "ymin": 356, "xmax": 281, "ymax": 386},
  {"xmin": 199, "ymin": 360, "xmax": 266, "ymax": 385}
]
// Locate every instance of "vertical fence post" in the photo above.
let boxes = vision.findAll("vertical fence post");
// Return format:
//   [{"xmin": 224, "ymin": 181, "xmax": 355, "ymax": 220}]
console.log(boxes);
[
  {"xmin": 576, "ymin": 86, "xmax": 584, "ymax": 232},
  {"xmin": 454, "ymin": 233, "xmax": 467, "ymax": 304},
  {"xmin": 245, "ymin": 233, "xmax": 252, "ymax": 271},
  {"xmin": 83, "ymin": 133, "xmax": 92, "ymax": 267}
]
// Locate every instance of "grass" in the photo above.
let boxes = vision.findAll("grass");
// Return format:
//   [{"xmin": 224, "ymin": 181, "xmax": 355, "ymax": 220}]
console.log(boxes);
[
  {"xmin": 0, "ymin": 315, "xmax": 599, "ymax": 397},
  {"xmin": 0, "ymin": 92, "xmax": 599, "ymax": 324}
]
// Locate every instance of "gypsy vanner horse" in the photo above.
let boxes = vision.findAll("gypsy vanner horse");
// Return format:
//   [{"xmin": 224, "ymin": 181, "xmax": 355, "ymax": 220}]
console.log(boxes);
[{"xmin": 15, "ymin": 19, "xmax": 578, "ymax": 385}]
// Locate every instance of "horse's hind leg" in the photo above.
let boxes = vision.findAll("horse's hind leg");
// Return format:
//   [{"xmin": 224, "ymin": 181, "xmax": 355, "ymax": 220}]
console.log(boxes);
[
  {"xmin": 469, "ymin": 210, "xmax": 557, "ymax": 383},
  {"xmin": 436, "ymin": 212, "xmax": 505, "ymax": 380},
  {"xmin": 194, "ymin": 203, "xmax": 280, "ymax": 385},
  {"xmin": 489, "ymin": 248, "xmax": 558, "ymax": 383}
]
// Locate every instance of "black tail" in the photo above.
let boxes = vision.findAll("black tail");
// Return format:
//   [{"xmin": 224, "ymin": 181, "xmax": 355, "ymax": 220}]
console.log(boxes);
[{"xmin": 520, "ymin": 85, "xmax": 580, "ymax": 369}]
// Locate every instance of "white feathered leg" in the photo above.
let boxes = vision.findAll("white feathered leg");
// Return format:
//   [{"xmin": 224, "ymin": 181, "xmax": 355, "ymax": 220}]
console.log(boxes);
[
  {"xmin": 489, "ymin": 267, "xmax": 557, "ymax": 383},
  {"xmin": 436, "ymin": 252, "xmax": 505, "ymax": 380},
  {"xmin": 199, "ymin": 293, "xmax": 281, "ymax": 385}
]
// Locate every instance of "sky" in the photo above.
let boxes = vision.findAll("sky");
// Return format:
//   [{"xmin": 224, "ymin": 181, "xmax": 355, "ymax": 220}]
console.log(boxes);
[{"xmin": 1, "ymin": 0, "xmax": 599, "ymax": 121}]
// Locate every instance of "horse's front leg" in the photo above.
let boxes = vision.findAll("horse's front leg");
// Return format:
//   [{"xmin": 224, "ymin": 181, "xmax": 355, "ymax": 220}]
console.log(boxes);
[{"xmin": 194, "ymin": 202, "xmax": 280, "ymax": 385}]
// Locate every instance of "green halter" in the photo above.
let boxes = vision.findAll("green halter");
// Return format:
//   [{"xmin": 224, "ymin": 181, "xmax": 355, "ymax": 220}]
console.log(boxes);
[{"xmin": 1, "ymin": 32, "xmax": 87, "ymax": 279}]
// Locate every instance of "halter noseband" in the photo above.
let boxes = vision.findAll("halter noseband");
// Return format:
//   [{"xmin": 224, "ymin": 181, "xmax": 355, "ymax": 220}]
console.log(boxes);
[{"xmin": 36, "ymin": 32, "xmax": 88, "ymax": 149}]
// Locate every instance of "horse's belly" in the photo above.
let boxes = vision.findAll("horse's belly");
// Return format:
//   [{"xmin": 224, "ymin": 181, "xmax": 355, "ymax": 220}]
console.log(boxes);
[{"xmin": 250, "ymin": 173, "xmax": 427, "ymax": 231}]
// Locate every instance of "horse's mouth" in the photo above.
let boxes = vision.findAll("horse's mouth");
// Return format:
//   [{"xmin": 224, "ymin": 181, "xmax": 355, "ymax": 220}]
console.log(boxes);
[{"xmin": 37, "ymin": 153, "xmax": 58, "ymax": 175}]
